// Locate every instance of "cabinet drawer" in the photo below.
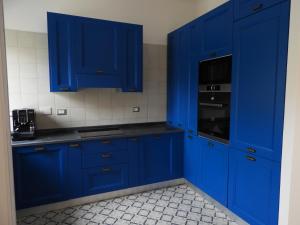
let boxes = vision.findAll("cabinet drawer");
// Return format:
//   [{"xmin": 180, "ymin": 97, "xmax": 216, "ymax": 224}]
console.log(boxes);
[
  {"xmin": 81, "ymin": 139, "xmax": 127, "ymax": 154},
  {"xmin": 82, "ymin": 149, "xmax": 129, "ymax": 168},
  {"xmin": 83, "ymin": 164, "xmax": 129, "ymax": 195}
]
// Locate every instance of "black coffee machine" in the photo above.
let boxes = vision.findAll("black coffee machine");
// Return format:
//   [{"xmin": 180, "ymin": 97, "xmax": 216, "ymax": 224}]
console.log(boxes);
[{"xmin": 12, "ymin": 109, "xmax": 36, "ymax": 141}]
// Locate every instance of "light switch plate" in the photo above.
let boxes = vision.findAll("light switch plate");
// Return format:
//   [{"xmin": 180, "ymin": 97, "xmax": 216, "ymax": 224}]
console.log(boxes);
[
  {"xmin": 132, "ymin": 106, "xmax": 140, "ymax": 112},
  {"xmin": 57, "ymin": 109, "xmax": 67, "ymax": 115}
]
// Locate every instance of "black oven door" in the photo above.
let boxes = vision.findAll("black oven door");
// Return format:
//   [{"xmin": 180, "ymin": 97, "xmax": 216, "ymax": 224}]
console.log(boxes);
[{"xmin": 198, "ymin": 92, "xmax": 230, "ymax": 141}]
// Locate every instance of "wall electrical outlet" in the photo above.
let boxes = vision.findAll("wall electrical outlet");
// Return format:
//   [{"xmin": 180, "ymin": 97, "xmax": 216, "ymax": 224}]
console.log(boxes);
[
  {"xmin": 57, "ymin": 109, "xmax": 68, "ymax": 115},
  {"xmin": 132, "ymin": 106, "xmax": 140, "ymax": 112}
]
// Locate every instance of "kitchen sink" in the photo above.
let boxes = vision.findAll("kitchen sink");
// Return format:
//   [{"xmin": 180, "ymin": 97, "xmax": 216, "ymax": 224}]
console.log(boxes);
[{"xmin": 78, "ymin": 127, "xmax": 123, "ymax": 138}]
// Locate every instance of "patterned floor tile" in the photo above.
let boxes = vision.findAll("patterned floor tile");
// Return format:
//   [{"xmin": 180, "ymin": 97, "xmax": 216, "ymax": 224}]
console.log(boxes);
[{"xmin": 18, "ymin": 184, "xmax": 242, "ymax": 225}]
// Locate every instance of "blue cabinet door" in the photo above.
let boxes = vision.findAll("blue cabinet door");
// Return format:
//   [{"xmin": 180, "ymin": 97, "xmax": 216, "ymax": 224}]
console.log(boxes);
[
  {"xmin": 200, "ymin": 2, "xmax": 233, "ymax": 59},
  {"xmin": 67, "ymin": 143, "xmax": 83, "ymax": 198},
  {"xmin": 13, "ymin": 144, "xmax": 67, "ymax": 209},
  {"xmin": 228, "ymin": 149, "xmax": 280, "ymax": 225},
  {"xmin": 140, "ymin": 133, "xmax": 183, "ymax": 185},
  {"xmin": 199, "ymin": 138, "xmax": 229, "ymax": 205},
  {"xmin": 234, "ymin": 0, "xmax": 286, "ymax": 20},
  {"xmin": 167, "ymin": 33, "xmax": 180, "ymax": 127},
  {"xmin": 70, "ymin": 18, "xmax": 126, "ymax": 88},
  {"xmin": 231, "ymin": 2, "xmax": 290, "ymax": 162},
  {"xmin": 47, "ymin": 13, "xmax": 76, "ymax": 92},
  {"xmin": 190, "ymin": 2, "xmax": 232, "ymax": 60},
  {"xmin": 184, "ymin": 134, "xmax": 202, "ymax": 188},
  {"xmin": 122, "ymin": 25, "xmax": 143, "ymax": 92}
]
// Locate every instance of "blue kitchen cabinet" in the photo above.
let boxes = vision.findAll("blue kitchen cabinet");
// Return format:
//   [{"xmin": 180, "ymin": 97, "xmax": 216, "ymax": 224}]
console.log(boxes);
[
  {"xmin": 167, "ymin": 26, "xmax": 191, "ymax": 130},
  {"xmin": 47, "ymin": 12, "xmax": 143, "ymax": 92},
  {"xmin": 122, "ymin": 25, "xmax": 143, "ymax": 92},
  {"xmin": 184, "ymin": 134, "xmax": 202, "ymax": 188},
  {"xmin": 82, "ymin": 164, "xmax": 129, "ymax": 195},
  {"xmin": 190, "ymin": 2, "xmax": 233, "ymax": 60},
  {"xmin": 228, "ymin": 148, "xmax": 281, "ymax": 225},
  {"xmin": 13, "ymin": 144, "xmax": 67, "ymax": 209},
  {"xmin": 234, "ymin": 0, "xmax": 286, "ymax": 20},
  {"xmin": 231, "ymin": 1, "xmax": 290, "ymax": 162},
  {"xmin": 167, "ymin": 32, "xmax": 180, "ymax": 127},
  {"xmin": 67, "ymin": 143, "xmax": 83, "ymax": 199},
  {"xmin": 47, "ymin": 13, "xmax": 76, "ymax": 92},
  {"xmin": 199, "ymin": 138, "xmax": 229, "ymax": 205},
  {"xmin": 127, "ymin": 137, "xmax": 140, "ymax": 187},
  {"xmin": 140, "ymin": 133, "xmax": 183, "ymax": 185}
]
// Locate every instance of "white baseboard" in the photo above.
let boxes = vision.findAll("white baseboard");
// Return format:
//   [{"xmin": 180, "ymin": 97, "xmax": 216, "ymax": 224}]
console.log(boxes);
[{"xmin": 17, "ymin": 178, "xmax": 185, "ymax": 218}]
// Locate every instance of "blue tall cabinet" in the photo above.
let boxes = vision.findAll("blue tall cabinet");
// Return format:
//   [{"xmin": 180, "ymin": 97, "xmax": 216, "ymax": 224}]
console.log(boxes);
[
  {"xmin": 168, "ymin": 0, "xmax": 290, "ymax": 225},
  {"xmin": 47, "ymin": 12, "xmax": 143, "ymax": 92}
]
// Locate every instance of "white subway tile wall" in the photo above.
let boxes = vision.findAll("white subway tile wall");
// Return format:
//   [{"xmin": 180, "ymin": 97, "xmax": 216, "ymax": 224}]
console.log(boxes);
[{"xmin": 5, "ymin": 30, "xmax": 167, "ymax": 129}]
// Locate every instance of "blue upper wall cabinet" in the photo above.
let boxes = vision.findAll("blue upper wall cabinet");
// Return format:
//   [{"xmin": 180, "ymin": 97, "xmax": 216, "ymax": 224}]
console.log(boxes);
[
  {"xmin": 13, "ymin": 144, "xmax": 67, "ymax": 209},
  {"xmin": 234, "ymin": 0, "xmax": 286, "ymax": 20},
  {"xmin": 47, "ymin": 12, "xmax": 142, "ymax": 92},
  {"xmin": 191, "ymin": 2, "xmax": 233, "ymax": 60},
  {"xmin": 230, "ymin": 1, "xmax": 290, "ymax": 162},
  {"xmin": 228, "ymin": 149, "xmax": 281, "ymax": 225}
]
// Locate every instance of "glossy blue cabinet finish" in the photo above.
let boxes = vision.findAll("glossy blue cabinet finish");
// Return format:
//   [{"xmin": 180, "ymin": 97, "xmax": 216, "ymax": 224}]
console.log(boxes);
[
  {"xmin": 234, "ymin": 0, "xmax": 286, "ymax": 20},
  {"xmin": 184, "ymin": 134, "xmax": 202, "ymax": 188},
  {"xmin": 199, "ymin": 138, "xmax": 229, "ymax": 205},
  {"xmin": 47, "ymin": 13, "xmax": 75, "ymax": 92},
  {"xmin": 231, "ymin": 1, "xmax": 290, "ymax": 162},
  {"xmin": 67, "ymin": 143, "xmax": 83, "ymax": 199},
  {"xmin": 47, "ymin": 12, "xmax": 143, "ymax": 92},
  {"xmin": 13, "ymin": 144, "xmax": 67, "ymax": 209},
  {"xmin": 228, "ymin": 149, "xmax": 280, "ymax": 225},
  {"xmin": 191, "ymin": 2, "xmax": 233, "ymax": 60},
  {"xmin": 140, "ymin": 133, "xmax": 183, "ymax": 185},
  {"xmin": 71, "ymin": 18, "xmax": 126, "ymax": 88},
  {"xmin": 83, "ymin": 164, "xmax": 129, "ymax": 195}
]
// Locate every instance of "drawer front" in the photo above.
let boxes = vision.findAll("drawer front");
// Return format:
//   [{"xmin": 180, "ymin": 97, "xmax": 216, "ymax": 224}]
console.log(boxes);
[
  {"xmin": 83, "ymin": 164, "xmax": 129, "ymax": 195},
  {"xmin": 81, "ymin": 138, "xmax": 127, "ymax": 154},
  {"xmin": 82, "ymin": 149, "xmax": 129, "ymax": 168}
]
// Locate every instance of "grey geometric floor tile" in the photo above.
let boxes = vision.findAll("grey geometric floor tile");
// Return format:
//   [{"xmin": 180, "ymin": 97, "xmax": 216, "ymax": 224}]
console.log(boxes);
[{"xmin": 18, "ymin": 184, "xmax": 242, "ymax": 225}]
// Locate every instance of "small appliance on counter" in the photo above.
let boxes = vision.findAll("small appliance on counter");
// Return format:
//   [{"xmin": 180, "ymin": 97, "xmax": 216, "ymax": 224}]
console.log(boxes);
[{"xmin": 12, "ymin": 109, "xmax": 36, "ymax": 141}]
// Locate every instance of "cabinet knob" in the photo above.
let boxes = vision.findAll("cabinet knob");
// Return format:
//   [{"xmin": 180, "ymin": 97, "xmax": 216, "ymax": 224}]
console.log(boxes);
[
  {"xmin": 129, "ymin": 138, "xmax": 138, "ymax": 141},
  {"xmin": 187, "ymin": 135, "xmax": 193, "ymax": 140},
  {"xmin": 101, "ymin": 167, "xmax": 112, "ymax": 173},
  {"xmin": 188, "ymin": 130, "xmax": 193, "ymax": 134},
  {"xmin": 101, "ymin": 153, "xmax": 112, "ymax": 158},
  {"xmin": 208, "ymin": 142, "xmax": 214, "ymax": 148},
  {"xmin": 154, "ymin": 134, "xmax": 161, "ymax": 138},
  {"xmin": 101, "ymin": 140, "xmax": 111, "ymax": 144},
  {"xmin": 210, "ymin": 52, "xmax": 217, "ymax": 58},
  {"xmin": 34, "ymin": 146, "xmax": 45, "ymax": 151},
  {"xmin": 69, "ymin": 143, "xmax": 80, "ymax": 148},
  {"xmin": 59, "ymin": 87, "xmax": 69, "ymax": 91},
  {"xmin": 247, "ymin": 147, "xmax": 256, "ymax": 153},
  {"xmin": 246, "ymin": 156, "xmax": 256, "ymax": 162},
  {"xmin": 252, "ymin": 3, "xmax": 263, "ymax": 12}
]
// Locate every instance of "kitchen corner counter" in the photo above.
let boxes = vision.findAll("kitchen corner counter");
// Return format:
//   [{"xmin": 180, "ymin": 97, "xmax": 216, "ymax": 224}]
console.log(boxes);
[{"xmin": 11, "ymin": 122, "xmax": 183, "ymax": 148}]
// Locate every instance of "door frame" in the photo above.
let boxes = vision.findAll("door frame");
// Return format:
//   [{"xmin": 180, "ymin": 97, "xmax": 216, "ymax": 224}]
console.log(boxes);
[{"xmin": 0, "ymin": 0, "xmax": 17, "ymax": 224}]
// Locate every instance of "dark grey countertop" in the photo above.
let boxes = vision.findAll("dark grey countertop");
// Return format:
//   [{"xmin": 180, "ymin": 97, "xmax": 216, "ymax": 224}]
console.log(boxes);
[{"xmin": 12, "ymin": 122, "xmax": 183, "ymax": 148}]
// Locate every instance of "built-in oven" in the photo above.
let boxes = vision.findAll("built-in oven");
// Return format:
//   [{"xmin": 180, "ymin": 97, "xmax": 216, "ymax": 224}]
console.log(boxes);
[{"xmin": 198, "ymin": 55, "xmax": 232, "ymax": 143}]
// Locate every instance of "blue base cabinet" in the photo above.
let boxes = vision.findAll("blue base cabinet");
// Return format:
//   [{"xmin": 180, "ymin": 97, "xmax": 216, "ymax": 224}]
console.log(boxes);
[
  {"xmin": 184, "ymin": 134, "xmax": 202, "ymax": 187},
  {"xmin": 47, "ymin": 12, "xmax": 143, "ymax": 92},
  {"xmin": 13, "ymin": 144, "xmax": 67, "ymax": 209},
  {"xmin": 200, "ymin": 138, "xmax": 229, "ymax": 205},
  {"xmin": 13, "ymin": 132, "xmax": 183, "ymax": 209},
  {"xmin": 140, "ymin": 133, "xmax": 183, "ymax": 185},
  {"xmin": 228, "ymin": 149, "xmax": 280, "ymax": 225}
]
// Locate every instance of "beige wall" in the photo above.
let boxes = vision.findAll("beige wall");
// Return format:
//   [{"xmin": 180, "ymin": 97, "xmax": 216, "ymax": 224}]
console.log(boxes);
[
  {"xmin": 0, "ymin": 0, "xmax": 16, "ymax": 224},
  {"xmin": 196, "ymin": 0, "xmax": 228, "ymax": 15},
  {"xmin": 3, "ymin": 0, "xmax": 200, "ymax": 45},
  {"xmin": 6, "ymin": 30, "xmax": 167, "ymax": 130},
  {"xmin": 279, "ymin": 0, "xmax": 300, "ymax": 224}
]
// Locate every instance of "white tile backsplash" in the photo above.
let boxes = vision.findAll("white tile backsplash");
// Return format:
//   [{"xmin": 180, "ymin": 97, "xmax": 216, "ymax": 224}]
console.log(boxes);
[{"xmin": 6, "ymin": 29, "xmax": 167, "ymax": 129}]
